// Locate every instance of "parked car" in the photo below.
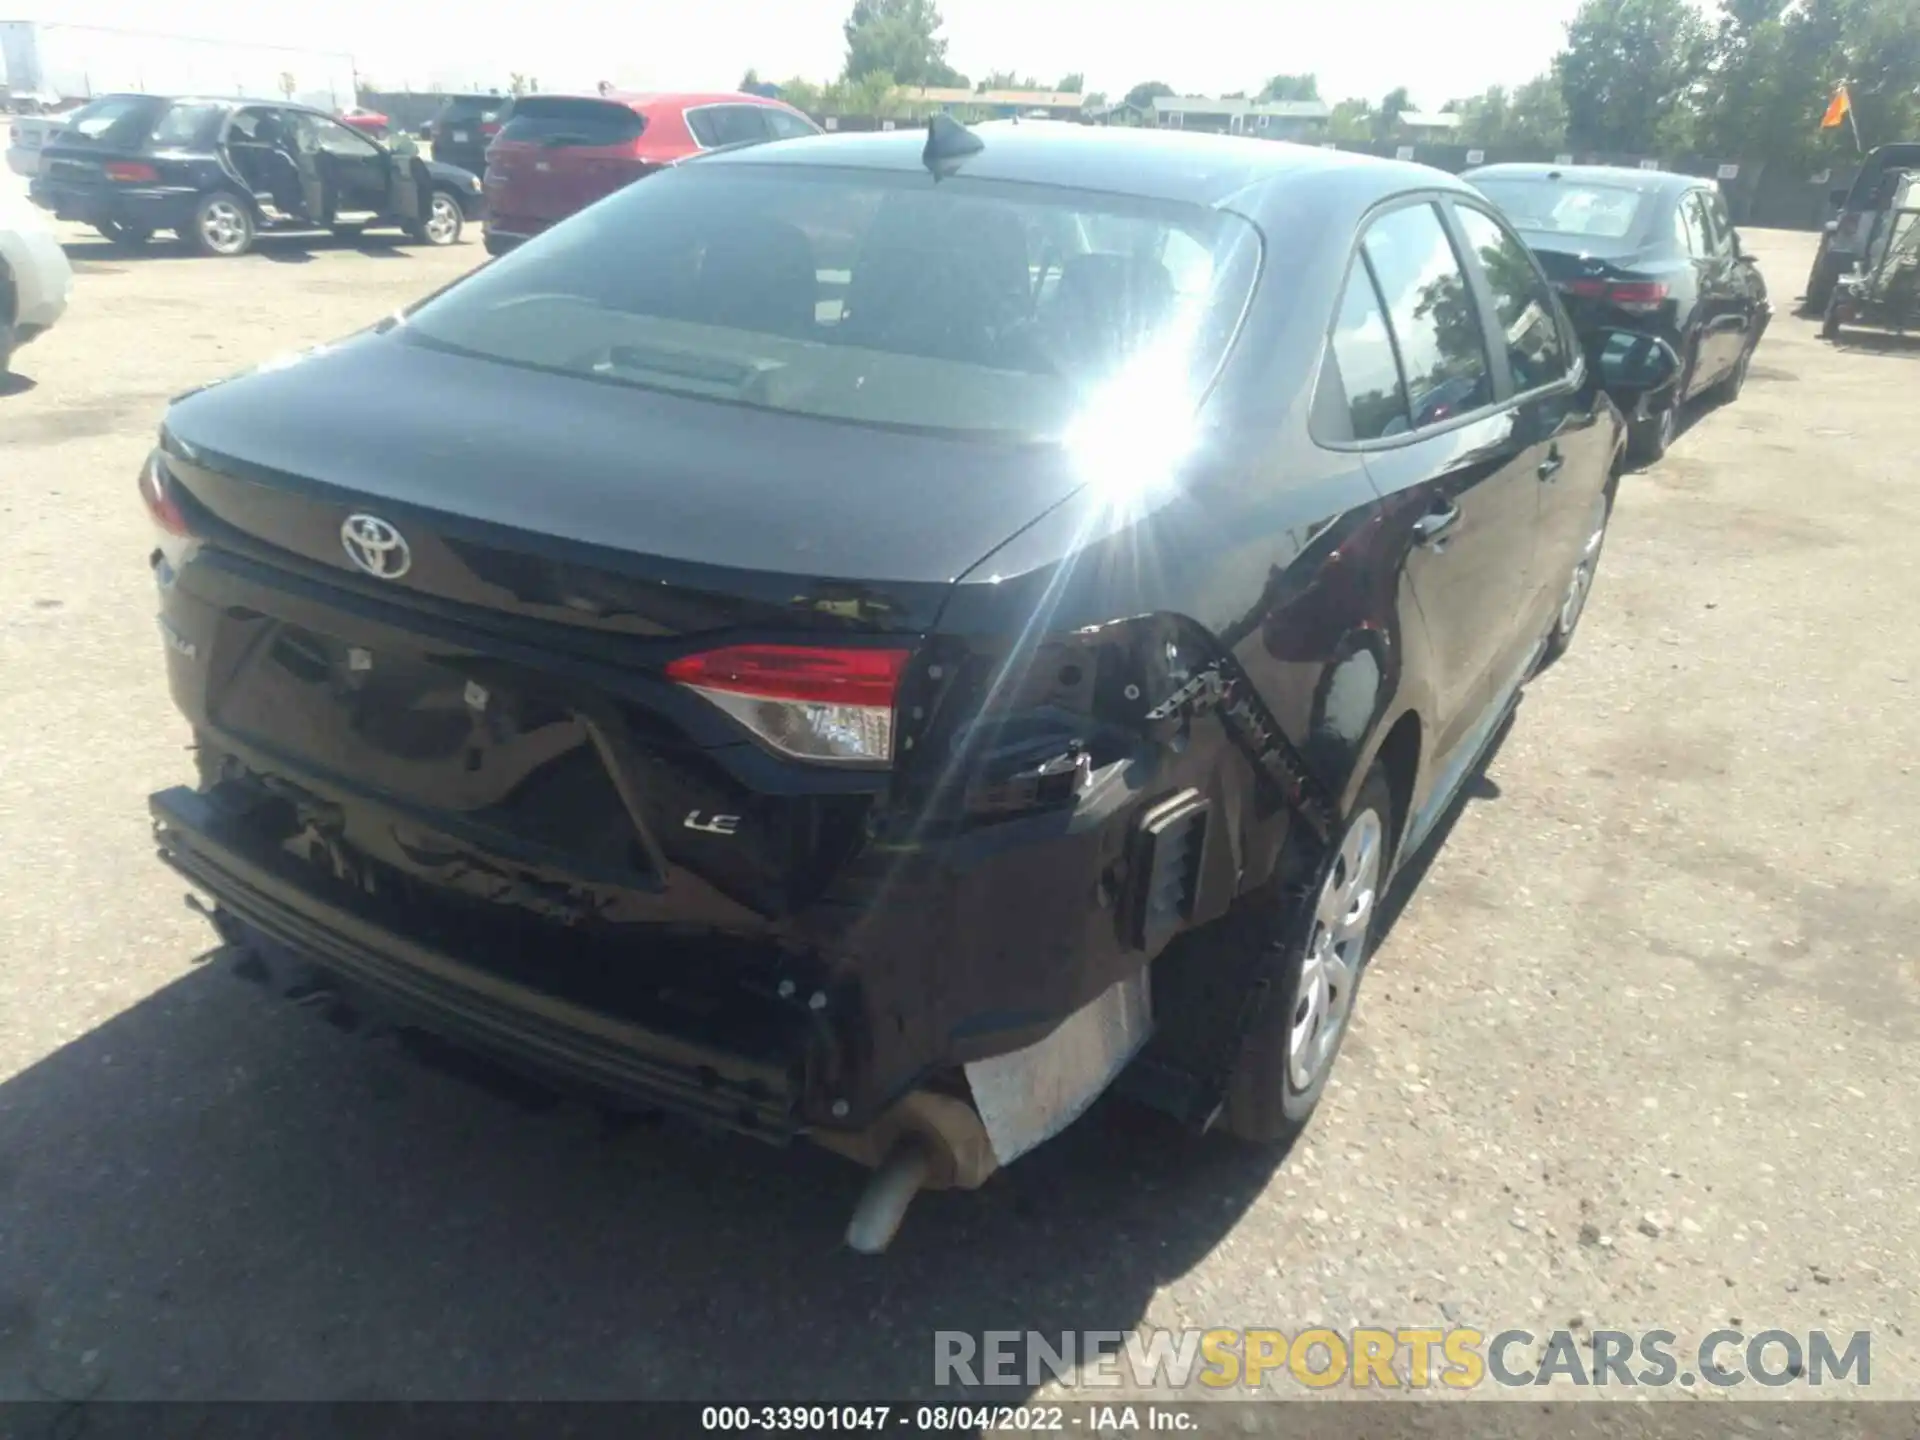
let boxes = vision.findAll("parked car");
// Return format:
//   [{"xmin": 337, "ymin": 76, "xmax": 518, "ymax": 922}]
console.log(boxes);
[
  {"xmin": 141, "ymin": 122, "xmax": 1676, "ymax": 1251},
  {"xmin": 1465, "ymin": 163, "xmax": 1769, "ymax": 464},
  {"xmin": 481, "ymin": 90, "xmax": 820, "ymax": 255},
  {"xmin": 1, "ymin": 183, "xmax": 74, "ymax": 375},
  {"xmin": 28, "ymin": 93, "xmax": 485, "ymax": 257},
  {"xmin": 1804, "ymin": 143, "xmax": 1920, "ymax": 312},
  {"xmin": 338, "ymin": 107, "xmax": 391, "ymax": 141},
  {"xmin": 6, "ymin": 108, "xmax": 75, "ymax": 177},
  {"xmin": 426, "ymin": 93, "xmax": 511, "ymax": 179}
]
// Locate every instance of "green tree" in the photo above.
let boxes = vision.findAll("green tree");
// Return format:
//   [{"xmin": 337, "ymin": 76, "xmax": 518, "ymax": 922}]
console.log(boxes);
[
  {"xmin": 1257, "ymin": 73, "xmax": 1320, "ymax": 103},
  {"xmin": 1056, "ymin": 72, "xmax": 1084, "ymax": 94},
  {"xmin": 1508, "ymin": 75, "xmax": 1570, "ymax": 149},
  {"xmin": 1555, "ymin": 0, "xmax": 1709, "ymax": 152},
  {"xmin": 843, "ymin": 0, "xmax": 966, "ymax": 87},
  {"xmin": 1124, "ymin": 80, "xmax": 1175, "ymax": 111},
  {"xmin": 778, "ymin": 76, "xmax": 825, "ymax": 113},
  {"xmin": 740, "ymin": 68, "xmax": 761, "ymax": 91},
  {"xmin": 1326, "ymin": 97, "xmax": 1374, "ymax": 141},
  {"xmin": 1372, "ymin": 86, "xmax": 1412, "ymax": 141}
]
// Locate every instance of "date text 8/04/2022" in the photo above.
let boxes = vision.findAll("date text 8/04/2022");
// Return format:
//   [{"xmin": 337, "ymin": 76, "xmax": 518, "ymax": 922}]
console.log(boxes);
[{"xmin": 698, "ymin": 1405, "xmax": 1195, "ymax": 1432}]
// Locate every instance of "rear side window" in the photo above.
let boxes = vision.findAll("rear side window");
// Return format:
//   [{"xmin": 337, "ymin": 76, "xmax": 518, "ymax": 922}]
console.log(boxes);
[
  {"xmin": 1362, "ymin": 203, "xmax": 1492, "ymax": 429},
  {"xmin": 687, "ymin": 105, "xmax": 772, "ymax": 148},
  {"xmin": 1328, "ymin": 260, "xmax": 1410, "ymax": 441},
  {"xmin": 497, "ymin": 97, "xmax": 645, "ymax": 147},
  {"xmin": 765, "ymin": 108, "xmax": 821, "ymax": 141},
  {"xmin": 400, "ymin": 164, "xmax": 1263, "ymax": 440},
  {"xmin": 1453, "ymin": 205, "xmax": 1572, "ymax": 393}
]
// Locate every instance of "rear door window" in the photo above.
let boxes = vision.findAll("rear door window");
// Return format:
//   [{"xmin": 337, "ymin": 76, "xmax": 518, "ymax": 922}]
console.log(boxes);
[
  {"xmin": 1326, "ymin": 259, "xmax": 1411, "ymax": 441},
  {"xmin": 1361, "ymin": 202, "xmax": 1494, "ymax": 428},
  {"xmin": 687, "ymin": 105, "xmax": 773, "ymax": 149},
  {"xmin": 497, "ymin": 98, "xmax": 646, "ymax": 147},
  {"xmin": 1453, "ymin": 204, "xmax": 1573, "ymax": 393}
]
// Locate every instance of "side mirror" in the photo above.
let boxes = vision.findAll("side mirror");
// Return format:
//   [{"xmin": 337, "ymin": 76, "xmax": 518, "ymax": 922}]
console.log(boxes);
[{"xmin": 1590, "ymin": 327, "xmax": 1682, "ymax": 397}]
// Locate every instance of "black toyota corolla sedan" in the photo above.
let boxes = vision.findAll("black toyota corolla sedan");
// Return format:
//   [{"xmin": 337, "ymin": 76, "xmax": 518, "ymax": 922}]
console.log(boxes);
[
  {"xmin": 141, "ymin": 120, "xmax": 1675, "ymax": 1250},
  {"xmin": 1465, "ymin": 163, "xmax": 1770, "ymax": 464}
]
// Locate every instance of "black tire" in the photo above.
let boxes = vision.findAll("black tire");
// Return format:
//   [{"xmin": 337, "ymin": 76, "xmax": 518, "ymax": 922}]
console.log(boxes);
[
  {"xmin": 1709, "ymin": 343, "xmax": 1753, "ymax": 404},
  {"xmin": 1223, "ymin": 766, "xmax": 1395, "ymax": 1146},
  {"xmin": 1804, "ymin": 241, "xmax": 1838, "ymax": 313},
  {"xmin": 95, "ymin": 219, "xmax": 153, "ymax": 248},
  {"xmin": 0, "ymin": 261, "xmax": 15, "ymax": 377},
  {"xmin": 483, "ymin": 232, "xmax": 516, "ymax": 258},
  {"xmin": 1821, "ymin": 292, "xmax": 1845, "ymax": 342},
  {"xmin": 1538, "ymin": 483, "xmax": 1614, "ymax": 672},
  {"xmin": 185, "ymin": 191, "xmax": 256, "ymax": 257},
  {"xmin": 1626, "ymin": 401, "xmax": 1677, "ymax": 466},
  {"xmin": 407, "ymin": 188, "xmax": 464, "ymax": 246}
]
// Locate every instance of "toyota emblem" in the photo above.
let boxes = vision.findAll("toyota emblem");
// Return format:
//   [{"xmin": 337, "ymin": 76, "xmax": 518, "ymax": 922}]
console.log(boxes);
[{"xmin": 341, "ymin": 514, "xmax": 412, "ymax": 580}]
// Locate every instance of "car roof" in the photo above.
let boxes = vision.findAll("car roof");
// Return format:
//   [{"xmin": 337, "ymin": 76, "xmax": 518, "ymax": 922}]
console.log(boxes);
[
  {"xmin": 693, "ymin": 122, "xmax": 1474, "ymax": 211},
  {"xmin": 523, "ymin": 90, "xmax": 796, "ymax": 112},
  {"xmin": 1463, "ymin": 162, "xmax": 1704, "ymax": 197}
]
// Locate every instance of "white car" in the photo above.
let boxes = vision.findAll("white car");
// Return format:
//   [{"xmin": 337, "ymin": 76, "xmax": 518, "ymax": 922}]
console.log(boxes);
[
  {"xmin": 5, "ymin": 114, "xmax": 70, "ymax": 178},
  {"xmin": 0, "ymin": 186, "xmax": 73, "ymax": 375}
]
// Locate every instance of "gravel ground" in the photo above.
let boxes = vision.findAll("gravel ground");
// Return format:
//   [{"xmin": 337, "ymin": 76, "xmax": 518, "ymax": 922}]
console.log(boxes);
[{"xmin": 0, "ymin": 219, "xmax": 1914, "ymax": 1409}]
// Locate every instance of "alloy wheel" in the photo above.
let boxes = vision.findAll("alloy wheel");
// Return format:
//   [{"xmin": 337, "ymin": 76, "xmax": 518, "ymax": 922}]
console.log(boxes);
[
  {"xmin": 200, "ymin": 198, "xmax": 249, "ymax": 255},
  {"xmin": 424, "ymin": 193, "xmax": 460, "ymax": 245},
  {"xmin": 1288, "ymin": 808, "xmax": 1382, "ymax": 1092}
]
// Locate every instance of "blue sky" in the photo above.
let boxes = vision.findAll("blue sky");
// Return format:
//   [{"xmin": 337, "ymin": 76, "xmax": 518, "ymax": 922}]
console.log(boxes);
[{"xmin": 33, "ymin": 0, "xmax": 1600, "ymax": 106}]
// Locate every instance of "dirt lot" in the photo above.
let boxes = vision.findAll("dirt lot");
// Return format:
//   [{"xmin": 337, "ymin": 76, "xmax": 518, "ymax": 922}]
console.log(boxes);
[{"xmin": 0, "ymin": 220, "xmax": 1915, "ymax": 1406}]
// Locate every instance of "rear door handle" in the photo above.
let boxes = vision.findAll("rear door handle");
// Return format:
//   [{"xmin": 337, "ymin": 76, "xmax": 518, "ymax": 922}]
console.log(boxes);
[
  {"xmin": 1413, "ymin": 504, "xmax": 1461, "ymax": 548},
  {"xmin": 1537, "ymin": 446, "xmax": 1565, "ymax": 482}
]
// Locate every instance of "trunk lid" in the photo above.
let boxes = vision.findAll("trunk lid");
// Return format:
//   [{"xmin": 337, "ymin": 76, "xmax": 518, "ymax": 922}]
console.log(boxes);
[
  {"xmin": 1526, "ymin": 240, "xmax": 1683, "ymax": 336},
  {"xmin": 161, "ymin": 325, "xmax": 1087, "ymax": 638},
  {"xmin": 484, "ymin": 96, "xmax": 662, "ymax": 226}
]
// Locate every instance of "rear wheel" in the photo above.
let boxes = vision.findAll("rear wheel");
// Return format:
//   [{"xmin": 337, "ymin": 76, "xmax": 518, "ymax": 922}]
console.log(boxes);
[
  {"xmin": 1804, "ymin": 240, "xmax": 1839, "ymax": 313},
  {"xmin": 95, "ymin": 219, "xmax": 153, "ymax": 248},
  {"xmin": 1223, "ymin": 768, "xmax": 1393, "ymax": 1146},
  {"xmin": 187, "ymin": 192, "xmax": 255, "ymax": 257},
  {"xmin": 1539, "ymin": 487, "xmax": 1613, "ymax": 672},
  {"xmin": 1627, "ymin": 401, "xmax": 1678, "ymax": 466},
  {"xmin": 1821, "ymin": 291, "xmax": 1846, "ymax": 342},
  {"xmin": 408, "ymin": 188, "xmax": 463, "ymax": 246},
  {"xmin": 1710, "ymin": 343, "xmax": 1753, "ymax": 404}
]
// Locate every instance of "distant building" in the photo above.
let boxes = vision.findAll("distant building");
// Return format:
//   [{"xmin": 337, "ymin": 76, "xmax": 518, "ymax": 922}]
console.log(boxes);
[
  {"xmin": 1396, "ymin": 111, "xmax": 1463, "ymax": 138},
  {"xmin": 890, "ymin": 86, "xmax": 1090, "ymax": 122},
  {"xmin": 1148, "ymin": 95, "xmax": 1331, "ymax": 139}
]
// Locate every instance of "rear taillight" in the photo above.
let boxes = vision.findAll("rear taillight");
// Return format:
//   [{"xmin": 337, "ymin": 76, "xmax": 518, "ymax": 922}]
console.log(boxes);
[
  {"xmin": 1560, "ymin": 278, "xmax": 1670, "ymax": 314},
  {"xmin": 665, "ymin": 645, "xmax": 910, "ymax": 765},
  {"xmin": 480, "ymin": 121, "xmax": 501, "ymax": 137},
  {"xmin": 105, "ymin": 160, "xmax": 159, "ymax": 183},
  {"xmin": 138, "ymin": 453, "xmax": 192, "ymax": 537}
]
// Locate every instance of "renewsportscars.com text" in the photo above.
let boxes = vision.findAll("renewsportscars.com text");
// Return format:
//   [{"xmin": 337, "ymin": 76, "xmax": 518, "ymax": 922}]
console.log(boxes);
[{"xmin": 935, "ymin": 1328, "xmax": 1872, "ymax": 1390}]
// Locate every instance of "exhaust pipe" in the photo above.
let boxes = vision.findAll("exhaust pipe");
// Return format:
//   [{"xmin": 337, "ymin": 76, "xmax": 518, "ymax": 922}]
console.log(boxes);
[
  {"xmin": 845, "ymin": 1137, "xmax": 935, "ymax": 1255},
  {"xmin": 814, "ymin": 1090, "xmax": 999, "ymax": 1256}
]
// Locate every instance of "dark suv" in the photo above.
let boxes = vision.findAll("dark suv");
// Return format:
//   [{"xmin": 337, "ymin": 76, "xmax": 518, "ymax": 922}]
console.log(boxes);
[{"xmin": 428, "ymin": 94, "xmax": 512, "ymax": 179}]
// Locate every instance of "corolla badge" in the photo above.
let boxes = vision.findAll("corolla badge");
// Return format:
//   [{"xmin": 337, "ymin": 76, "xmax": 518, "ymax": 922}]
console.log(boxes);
[{"xmin": 341, "ymin": 514, "xmax": 412, "ymax": 579}]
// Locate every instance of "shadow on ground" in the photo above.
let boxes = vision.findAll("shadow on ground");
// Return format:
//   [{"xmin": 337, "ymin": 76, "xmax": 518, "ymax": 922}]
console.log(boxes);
[
  {"xmin": 0, "ymin": 736, "xmax": 1507, "ymax": 1404},
  {"xmin": 57, "ymin": 233, "xmax": 426, "ymax": 267}
]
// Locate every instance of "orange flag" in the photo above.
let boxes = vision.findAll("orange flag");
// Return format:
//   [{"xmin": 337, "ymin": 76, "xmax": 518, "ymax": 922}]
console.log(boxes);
[{"xmin": 1821, "ymin": 84, "xmax": 1852, "ymax": 129}]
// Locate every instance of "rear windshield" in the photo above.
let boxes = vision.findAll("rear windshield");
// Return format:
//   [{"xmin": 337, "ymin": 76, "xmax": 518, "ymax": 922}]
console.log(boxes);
[
  {"xmin": 439, "ymin": 96, "xmax": 507, "ymax": 123},
  {"xmin": 57, "ymin": 94, "xmax": 167, "ymax": 145},
  {"xmin": 56, "ymin": 95, "xmax": 223, "ymax": 149},
  {"xmin": 496, "ymin": 97, "xmax": 646, "ymax": 148},
  {"xmin": 399, "ymin": 164, "xmax": 1262, "ymax": 440},
  {"xmin": 1471, "ymin": 178, "xmax": 1650, "ymax": 242}
]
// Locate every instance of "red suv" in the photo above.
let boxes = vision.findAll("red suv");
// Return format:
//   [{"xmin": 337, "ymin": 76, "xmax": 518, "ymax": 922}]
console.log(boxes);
[{"xmin": 482, "ymin": 91, "xmax": 820, "ymax": 254}]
